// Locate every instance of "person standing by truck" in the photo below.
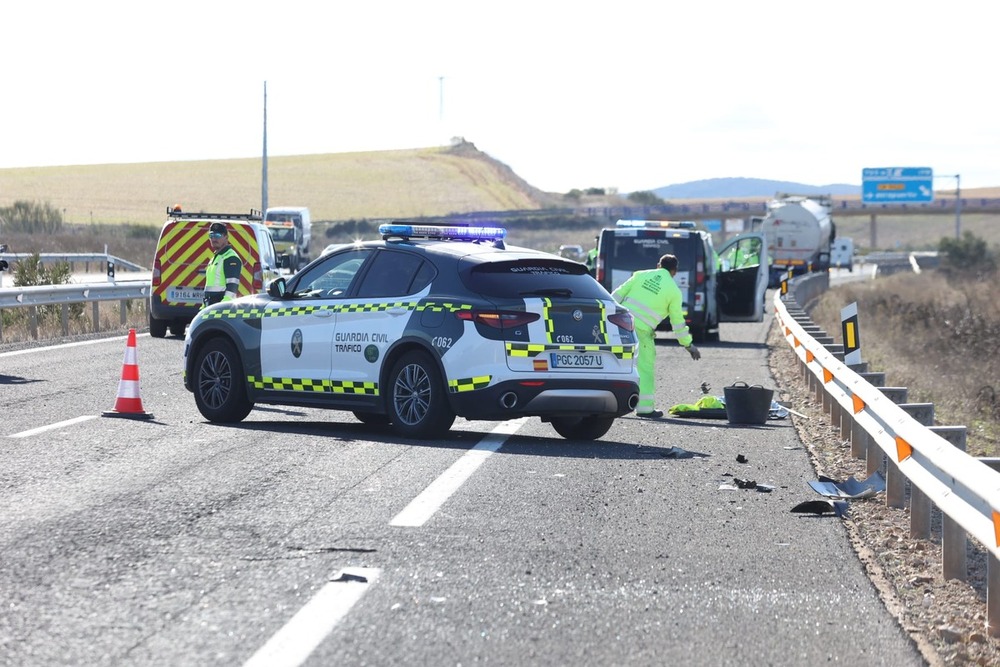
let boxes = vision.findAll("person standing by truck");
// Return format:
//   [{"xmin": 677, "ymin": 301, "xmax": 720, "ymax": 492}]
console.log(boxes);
[
  {"xmin": 612, "ymin": 253, "xmax": 701, "ymax": 418},
  {"xmin": 203, "ymin": 222, "xmax": 242, "ymax": 306}
]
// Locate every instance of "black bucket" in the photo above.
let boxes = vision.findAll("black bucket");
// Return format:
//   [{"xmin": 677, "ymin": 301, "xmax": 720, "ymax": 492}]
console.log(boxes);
[{"xmin": 723, "ymin": 381, "xmax": 774, "ymax": 425}]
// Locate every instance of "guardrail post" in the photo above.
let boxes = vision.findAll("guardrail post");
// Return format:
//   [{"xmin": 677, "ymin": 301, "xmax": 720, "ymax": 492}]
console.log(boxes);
[
  {"xmin": 931, "ymin": 426, "xmax": 969, "ymax": 581},
  {"xmin": 120, "ymin": 299, "xmax": 127, "ymax": 326},
  {"xmin": 92, "ymin": 302, "xmax": 100, "ymax": 333},
  {"xmin": 878, "ymin": 391, "xmax": 910, "ymax": 508},
  {"xmin": 29, "ymin": 306, "xmax": 38, "ymax": 340},
  {"xmin": 61, "ymin": 304, "xmax": 69, "ymax": 336},
  {"xmin": 899, "ymin": 404, "xmax": 935, "ymax": 531},
  {"xmin": 990, "ymin": 555, "xmax": 1000, "ymax": 637}
]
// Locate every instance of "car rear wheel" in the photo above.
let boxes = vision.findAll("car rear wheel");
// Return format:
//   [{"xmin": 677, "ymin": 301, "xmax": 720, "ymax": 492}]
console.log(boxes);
[
  {"xmin": 387, "ymin": 351, "xmax": 455, "ymax": 438},
  {"xmin": 193, "ymin": 337, "xmax": 252, "ymax": 423},
  {"xmin": 550, "ymin": 416, "xmax": 615, "ymax": 441},
  {"xmin": 149, "ymin": 313, "xmax": 168, "ymax": 338}
]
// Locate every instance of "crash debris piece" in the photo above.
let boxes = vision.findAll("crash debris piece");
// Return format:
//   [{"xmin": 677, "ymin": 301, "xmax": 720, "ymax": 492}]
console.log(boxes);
[
  {"xmin": 790, "ymin": 499, "xmax": 849, "ymax": 517},
  {"xmin": 808, "ymin": 471, "xmax": 886, "ymax": 499}
]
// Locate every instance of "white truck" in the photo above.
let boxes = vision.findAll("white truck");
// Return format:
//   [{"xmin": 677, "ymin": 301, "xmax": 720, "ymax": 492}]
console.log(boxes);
[
  {"xmin": 755, "ymin": 194, "xmax": 836, "ymax": 286},
  {"xmin": 264, "ymin": 206, "xmax": 312, "ymax": 271},
  {"xmin": 830, "ymin": 237, "xmax": 854, "ymax": 271}
]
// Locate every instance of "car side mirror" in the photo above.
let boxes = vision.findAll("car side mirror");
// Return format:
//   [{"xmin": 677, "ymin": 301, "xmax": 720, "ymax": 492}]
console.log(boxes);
[{"xmin": 267, "ymin": 277, "xmax": 287, "ymax": 298}]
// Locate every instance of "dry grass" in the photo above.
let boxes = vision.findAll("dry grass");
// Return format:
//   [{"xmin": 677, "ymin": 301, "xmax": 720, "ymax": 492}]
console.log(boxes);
[
  {"xmin": 0, "ymin": 142, "xmax": 556, "ymax": 227},
  {"xmin": 809, "ymin": 271, "xmax": 1000, "ymax": 457}
]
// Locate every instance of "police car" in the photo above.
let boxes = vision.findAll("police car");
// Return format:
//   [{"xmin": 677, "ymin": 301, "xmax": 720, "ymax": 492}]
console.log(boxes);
[{"xmin": 183, "ymin": 224, "xmax": 640, "ymax": 440}]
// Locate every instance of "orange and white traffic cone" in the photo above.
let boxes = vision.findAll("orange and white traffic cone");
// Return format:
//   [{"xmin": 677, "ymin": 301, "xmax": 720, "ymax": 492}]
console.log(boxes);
[{"xmin": 102, "ymin": 328, "xmax": 154, "ymax": 420}]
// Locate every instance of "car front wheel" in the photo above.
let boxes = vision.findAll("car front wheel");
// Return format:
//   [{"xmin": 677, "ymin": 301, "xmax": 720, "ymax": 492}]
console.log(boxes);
[
  {"xmin": 387, "ymin": 351, "xmax": 455, "ymax": 438},
  {"xmin": 193, "ymin": 338, "xmax": 252, "ymax": 423},
  {"xmin": 549, "ymin": 416, "xmax": 615, "ymax": 441}
]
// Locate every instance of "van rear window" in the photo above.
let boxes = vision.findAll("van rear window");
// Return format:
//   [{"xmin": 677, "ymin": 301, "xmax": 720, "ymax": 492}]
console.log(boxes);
[
  {"xmin": 463, "ymin": 258, "xmax": 607, "ymax": 299},
  {"xmin": 602, "ymin": 233, "xmax": 701, "ymax": 273}
]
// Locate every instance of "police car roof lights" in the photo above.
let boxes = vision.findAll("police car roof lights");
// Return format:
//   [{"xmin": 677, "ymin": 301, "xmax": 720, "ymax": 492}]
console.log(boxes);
[
  {"xmin": 379, "ymin": 223, "xmax": 507, "ymax": 244},
  {"xmin": 615, "ymin": 219, "xmax": 696, "ymax": 229}
]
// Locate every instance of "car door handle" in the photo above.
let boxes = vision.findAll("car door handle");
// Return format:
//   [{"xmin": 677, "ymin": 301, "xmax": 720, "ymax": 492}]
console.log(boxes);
[
  {"xmin": 312, "ymin": 310, "xmax": 334, "ymax": 318},
  {"xmin": 386, "ymin": 307, "xmax": 409, "ymax": 316}
]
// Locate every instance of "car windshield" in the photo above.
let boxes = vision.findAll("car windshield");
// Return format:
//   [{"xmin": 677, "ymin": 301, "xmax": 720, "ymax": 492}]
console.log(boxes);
[
  {"xmin": 463, "ymin": 257, "xmax": 608, "ymax": 299},
  {"xmin": 290, "ymin": 248, "xmax": 371, "ymax": 298},
  {"xmin": 268, "ymin": 227, "xmax": 295, "ymax": 242}
]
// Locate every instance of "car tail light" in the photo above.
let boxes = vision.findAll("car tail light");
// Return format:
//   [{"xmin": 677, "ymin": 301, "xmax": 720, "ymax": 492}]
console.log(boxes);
[
  {"xmin": 695, "ymin": 259, "xmax": 705, "ymax": 286},
  {"xmin": 151, "ymin": 259, "xmax": 161, "ymax": 287},
  {"xmin": 595, "ymin": 257, "xmax": 605, "ymax": 285},
  {"xmin": 252, "ymin": 262, "xmax": 263, "ymax": 291},
  {"xmin": 455, "ymin": 310, "xmax": 540, "ymax": 329},
  {"xmin": 608, "ymin": 310, "xmax": 634, "ymax": 332}
]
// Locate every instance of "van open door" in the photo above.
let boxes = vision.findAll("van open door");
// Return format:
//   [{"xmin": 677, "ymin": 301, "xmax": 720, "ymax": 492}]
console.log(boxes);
[{"xmin": 716, "ymin": 233, "xmax": 769, "ymax": 322}]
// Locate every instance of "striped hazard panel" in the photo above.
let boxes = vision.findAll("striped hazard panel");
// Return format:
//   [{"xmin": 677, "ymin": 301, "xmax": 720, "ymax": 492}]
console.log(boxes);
[{"xmin": 154, "ymin": 221, "xmax": 258, "ymax": 305}]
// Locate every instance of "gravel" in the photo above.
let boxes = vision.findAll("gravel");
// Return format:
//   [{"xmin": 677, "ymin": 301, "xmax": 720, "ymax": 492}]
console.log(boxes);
[{"xmin": 768, "ymin": 321, "xmax": 1000, "ymax": 666}]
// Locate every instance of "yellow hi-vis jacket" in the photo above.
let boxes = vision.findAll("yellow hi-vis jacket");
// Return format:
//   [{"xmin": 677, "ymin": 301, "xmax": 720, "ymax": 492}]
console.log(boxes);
[
  {"xmin": 612, "ymin": 268, "xmax": 693, "ymax": 347},
  {"xmin": 204, "ymin": 246, "xmax": 242, "ymax": 305}
]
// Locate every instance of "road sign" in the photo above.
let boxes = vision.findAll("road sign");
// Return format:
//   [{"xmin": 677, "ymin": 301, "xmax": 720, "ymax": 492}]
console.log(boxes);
[{"xmin": 862, "ymin": 167, "xmax": 934, "ymax": 203}]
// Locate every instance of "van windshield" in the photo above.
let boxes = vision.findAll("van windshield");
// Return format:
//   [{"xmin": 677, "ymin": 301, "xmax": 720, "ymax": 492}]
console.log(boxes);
[{"xmin": 603, "ymin": 233, "xmax": 700, "ymax": 273}]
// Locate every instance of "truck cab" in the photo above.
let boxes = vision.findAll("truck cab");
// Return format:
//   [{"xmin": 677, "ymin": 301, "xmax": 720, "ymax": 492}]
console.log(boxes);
[{"xmin": 264, "ymin": 206, "xmax": 312, "ymax": 272}]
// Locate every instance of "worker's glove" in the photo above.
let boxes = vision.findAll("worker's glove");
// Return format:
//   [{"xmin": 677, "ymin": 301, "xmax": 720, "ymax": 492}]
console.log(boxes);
[{"xmin": 686, "ymin": 344, "xmax": 701, "ymax": 361}]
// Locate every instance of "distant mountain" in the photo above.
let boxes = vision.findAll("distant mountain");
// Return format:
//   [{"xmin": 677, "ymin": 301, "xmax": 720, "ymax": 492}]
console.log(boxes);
[{"xmin": 651, "ymin": 177, "xmax": 861, "ymax": 200}]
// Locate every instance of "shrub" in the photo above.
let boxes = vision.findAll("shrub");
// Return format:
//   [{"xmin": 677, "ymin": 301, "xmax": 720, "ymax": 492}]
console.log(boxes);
[
  {"xmin": 939, "ymin": 231, "xmax": 997, "ymax": 278},
  {"xmin": 0, "ymin": 200, "xmax": 64, "ymax": 234}
]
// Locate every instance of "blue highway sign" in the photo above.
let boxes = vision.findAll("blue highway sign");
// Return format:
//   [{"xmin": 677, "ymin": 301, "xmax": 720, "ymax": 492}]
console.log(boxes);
[{"xmin": 862, "ymin": 167, "xmax": 934, "ymax": 203}]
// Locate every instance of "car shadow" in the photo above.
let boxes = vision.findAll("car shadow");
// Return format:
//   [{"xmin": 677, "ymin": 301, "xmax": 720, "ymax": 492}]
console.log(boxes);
[{"xmin": 207, "ymin": 417, "xmax": 711, "ymax": 460}]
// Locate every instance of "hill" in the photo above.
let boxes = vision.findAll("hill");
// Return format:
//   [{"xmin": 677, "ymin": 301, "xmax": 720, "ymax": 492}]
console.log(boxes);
[
  {"xmin": 652, "ymin": 177, "xmax": 860, "ymax": 200},
  {"xmin": 0, "ymin": 140, "xmax": 561, "ymax": 227}
]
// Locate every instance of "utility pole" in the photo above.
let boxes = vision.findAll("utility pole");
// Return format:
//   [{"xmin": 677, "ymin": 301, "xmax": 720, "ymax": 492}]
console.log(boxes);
[
  {"xmin": 935, "ymin": 173, "xmax": 961, "ymax": 239},
  {"xmin": 261, "ymin": 81, "xmax": 269, "ymax": 216}
]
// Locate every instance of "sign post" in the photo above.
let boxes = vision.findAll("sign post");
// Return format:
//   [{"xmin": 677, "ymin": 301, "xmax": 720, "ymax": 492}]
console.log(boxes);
[{"xmin": 862, "ymin": 167, "xmax": 934, "ymax": 203}]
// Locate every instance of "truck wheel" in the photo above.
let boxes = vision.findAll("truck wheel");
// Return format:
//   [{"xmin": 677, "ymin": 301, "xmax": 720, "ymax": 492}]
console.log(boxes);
[
  {"xmin": 550, "ymin": 416, "xmax": 614, "ymax": 440},
  {"xmin": 193, "ymin": 337, "xmax": 252, "ymax": 423},
  {"xmin": 169, "ymin": 322, "xmax": 186, "ymax": 337},
  {"xmin": 387, "ymin": 351, "xmax": 455, "ymax": 438},
  {"xmin": 149, "ymin": 313, "xmax": 168, "ymax": 338}
]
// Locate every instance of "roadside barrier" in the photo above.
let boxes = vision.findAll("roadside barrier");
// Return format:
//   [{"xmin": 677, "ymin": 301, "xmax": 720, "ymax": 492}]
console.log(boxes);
[
  {"xmin": 775, "ymin": 273, "xmax": 1000, "ymax": 636},
  {"xmin": 102, "ymin": 328, "xmax": 154, "ymax": 420}
]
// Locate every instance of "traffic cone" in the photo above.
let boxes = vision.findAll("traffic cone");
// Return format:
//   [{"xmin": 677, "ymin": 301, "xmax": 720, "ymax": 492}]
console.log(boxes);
[{"xmin": 102, "ymin": 328, "xmax": 154, "ymax": 420}]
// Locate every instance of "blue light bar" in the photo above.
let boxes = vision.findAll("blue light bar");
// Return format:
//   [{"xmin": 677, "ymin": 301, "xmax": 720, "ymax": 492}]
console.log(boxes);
[
  {"xmin": 379, "ymin": 223, "xmax": 507, "ymax": 241},
  {"xmin": 615, "ymin": 219, "xmax": 695, "ymax": 229}
]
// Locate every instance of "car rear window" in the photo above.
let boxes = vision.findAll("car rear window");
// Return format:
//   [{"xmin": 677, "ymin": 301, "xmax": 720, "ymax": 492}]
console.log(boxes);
[
  {"xmin": 602, "ymin": 232, "xmax": 702, "ymax": 273},
  {"xmin": 463, "ymin": 257, "xmax": 608, "ymax": 299}
]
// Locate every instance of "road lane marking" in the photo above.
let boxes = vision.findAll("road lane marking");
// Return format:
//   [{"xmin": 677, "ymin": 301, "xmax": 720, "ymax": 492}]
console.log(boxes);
[
  {"xmin": 9, "ymin": 415, "xmax": 96, "ymax": 438},
  {"xmin": 0, "ymin": 333, "xmax": 145, "ymax": 358},
  {"xmin": 390, "ymin": 417, "xmax": 527, "ymax": 527},
  {"xmin": 243, "ymin": 567, "xmax": 381, "ymax": 667}
]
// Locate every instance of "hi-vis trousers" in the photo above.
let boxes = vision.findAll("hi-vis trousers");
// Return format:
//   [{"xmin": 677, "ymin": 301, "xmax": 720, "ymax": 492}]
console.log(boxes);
[{"xmin": 634, "ymin": 324, "xmax": 657, "ymax": 414}]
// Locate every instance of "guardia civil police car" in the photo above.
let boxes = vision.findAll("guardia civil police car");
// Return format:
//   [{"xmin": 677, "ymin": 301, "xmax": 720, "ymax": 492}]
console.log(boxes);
[{"xmin": 183, "ymin": 223, "xmax": 640, "ymax": 440}]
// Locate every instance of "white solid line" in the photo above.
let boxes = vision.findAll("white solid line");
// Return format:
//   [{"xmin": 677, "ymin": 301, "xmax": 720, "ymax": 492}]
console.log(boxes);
[
  {"xmin": 242, "ymin": 567, "xmax": 381, "ymax": 667},
  {"xmin": 0, "ymin": 333, "xmax": 145, "ymax": 359},
  {"xmin": 9, "ymin": 415, "xmax": 97, "ymax": 438},
  {"xmin": 390, "ymin": 417, "xmax": 527, "ymax": 527}
]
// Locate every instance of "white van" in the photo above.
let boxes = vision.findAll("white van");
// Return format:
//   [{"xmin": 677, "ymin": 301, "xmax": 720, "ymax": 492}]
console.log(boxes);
[{"xmin": 830, "ymin": 237, "xmax": 854, "ymax": 271}]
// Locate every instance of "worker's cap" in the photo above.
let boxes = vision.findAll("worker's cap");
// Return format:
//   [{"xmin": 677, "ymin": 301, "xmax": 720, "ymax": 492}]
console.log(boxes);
[{"xmin": 209, "ymin": 222, "xmax": 228, "ymax": 237}]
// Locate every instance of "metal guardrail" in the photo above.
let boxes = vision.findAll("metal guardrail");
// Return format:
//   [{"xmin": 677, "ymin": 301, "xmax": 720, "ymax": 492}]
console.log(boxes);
[
  {"xmin": 0, "ymin": 280, "xmax": 150, "ymax": 341},
  {"xmin": 0, "ymin": 252, "xmax": 146, "ymax": 272},
  {"xmin": 775, "ymin": 275, "xmax": 1000, "ymax": 635}
]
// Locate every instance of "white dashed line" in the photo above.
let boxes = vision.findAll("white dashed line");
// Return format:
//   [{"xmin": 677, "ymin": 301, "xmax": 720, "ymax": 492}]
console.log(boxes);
[
  {"xmin": 390, "ymin": 417, "xmax": 528, "ymax": 527},
  {"xmin": 8, "ymin": 415, "xmax": 97, "ymax": 438}
]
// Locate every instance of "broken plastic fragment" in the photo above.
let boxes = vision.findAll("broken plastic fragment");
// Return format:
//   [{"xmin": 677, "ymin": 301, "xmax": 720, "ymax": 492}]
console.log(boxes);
[
  {"xmin": 808, "ymin": 471, "xmax": 886, "ymax": 499},
  {"xmin": 790, "ymin": 499, "xmax": 849, "ymax": 517}
]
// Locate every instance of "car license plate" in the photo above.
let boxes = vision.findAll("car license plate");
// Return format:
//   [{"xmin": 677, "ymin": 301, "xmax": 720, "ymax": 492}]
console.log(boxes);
[
  {"xmin": 550, "ymin": 352, "xmax": 603, "ymax": 369},
  {"xmin": 167, "ymin": 288, "xmax": 203, "ymax": 303}
]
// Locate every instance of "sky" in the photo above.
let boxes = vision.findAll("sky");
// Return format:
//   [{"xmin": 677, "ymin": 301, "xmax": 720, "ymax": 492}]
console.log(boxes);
[{"xmin": 3, "ymin": 1, "xmax": 998, "ymax": 193}]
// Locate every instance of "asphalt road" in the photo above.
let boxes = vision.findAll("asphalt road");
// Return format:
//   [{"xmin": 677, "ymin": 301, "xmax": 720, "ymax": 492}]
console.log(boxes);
[{"xmin": 0, "ymin": 303, "xmax": 924, "ymax": 666}]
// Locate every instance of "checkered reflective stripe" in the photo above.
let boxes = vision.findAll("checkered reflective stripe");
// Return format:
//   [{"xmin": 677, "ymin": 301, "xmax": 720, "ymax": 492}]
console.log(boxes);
[
  {"xmin": 248, "ymin": 376, "xmax": 378, "ymax": 395},
  {"xmin": 505, "ymin": 342, "xmax": 635, "ymax": 360},
  {"xmin": 201, "ymin": 300, "xmax": 473, "ymax": 320},
  {"xmin": 447, "ymin": 376, "xmax": 492, "ymax": 393}
]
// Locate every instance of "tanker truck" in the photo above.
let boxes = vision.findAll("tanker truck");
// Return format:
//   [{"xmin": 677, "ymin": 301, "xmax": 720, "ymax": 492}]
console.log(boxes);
[{"xmin": 755, "ymin": 194, "xmax": 835, "ymax": 287}]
